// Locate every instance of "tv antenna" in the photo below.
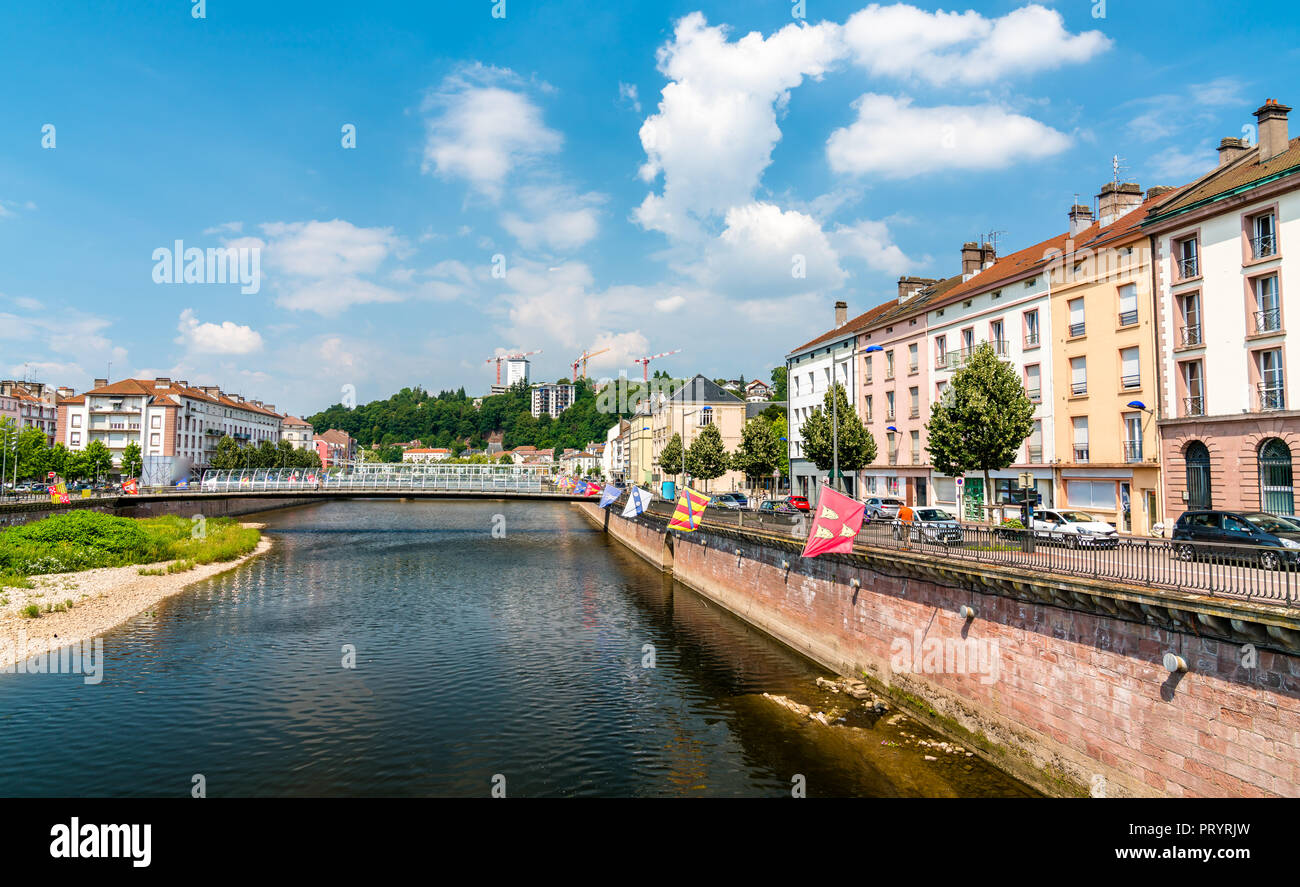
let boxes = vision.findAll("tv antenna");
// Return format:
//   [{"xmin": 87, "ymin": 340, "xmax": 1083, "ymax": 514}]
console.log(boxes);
[{"xmin": 983, "ymin": 230, "xmax": 1007, "ymax": 254}]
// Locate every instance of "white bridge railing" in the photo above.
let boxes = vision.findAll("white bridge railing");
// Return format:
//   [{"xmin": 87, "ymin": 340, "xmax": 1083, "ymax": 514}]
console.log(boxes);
[{"xmin": 199, "ymin": 463, "xmax": 556, "ymax": 494}]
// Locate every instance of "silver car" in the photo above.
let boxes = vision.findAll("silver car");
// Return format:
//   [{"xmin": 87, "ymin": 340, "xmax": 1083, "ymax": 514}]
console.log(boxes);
[
  {"xmin": 895, "ymin": 507, "xmax": 964, "ymax": 544},
  {"xmin": 864, "ymin": 496, "xmax": 905, "ymax": 520}
]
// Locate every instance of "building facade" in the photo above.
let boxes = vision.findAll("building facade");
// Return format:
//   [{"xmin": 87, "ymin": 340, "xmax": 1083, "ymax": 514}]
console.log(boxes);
[
  {"xmin": 1149, "ymin": 99, "xmax": 1300, "ymax": 520},
  {"xmin": 531, "ymin": 383, "xmax": 575, "ymax": 419},
  {"xmin": 281, "ymin": 416, "xmax": 315, "ymax": 451},
  {"xmin": 787, "ymin": 301, "xmax": 860, "ymax": 497},
  {"xmin": 651, "ymin": 375, "xmax": 747, "ymax": 493}
]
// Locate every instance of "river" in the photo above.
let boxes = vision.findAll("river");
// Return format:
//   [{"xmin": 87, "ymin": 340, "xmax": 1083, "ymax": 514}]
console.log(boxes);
[{"xmin": 0, "ymin": 500, "xmax": 1035, "ymax": 797}]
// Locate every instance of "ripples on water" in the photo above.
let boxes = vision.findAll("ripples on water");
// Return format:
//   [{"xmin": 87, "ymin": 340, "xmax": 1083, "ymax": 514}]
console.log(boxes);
[{"xmin": 0, "ymin": 501, "xmax": 1035, "ymax": 797}]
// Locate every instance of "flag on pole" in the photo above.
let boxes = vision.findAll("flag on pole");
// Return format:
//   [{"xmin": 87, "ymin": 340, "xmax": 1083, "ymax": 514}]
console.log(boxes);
[
  {"xmin": 122, "ymin": 478, "xmax": 139, "ymax": 495},
  {"xmin": 801, "ymin": 484, "xmax": 866, "ymax": 558},
  {"xmin": 622, "ymin": 486, "xmax": 651, "ymax": 518},
  {"xmin": 575, "ymin": 480, "xmax": 588, "ymax": 495},
  {"xmin": 667, "ymin": 488, "xmax": 709, "ymax": 532},
  {"xmin": 599, "ymin": 484, "xmax": 622, "ymax": 508},
  {"xmin": 585, "ymin": 481, "xmax": 604, "ymax": 498}
]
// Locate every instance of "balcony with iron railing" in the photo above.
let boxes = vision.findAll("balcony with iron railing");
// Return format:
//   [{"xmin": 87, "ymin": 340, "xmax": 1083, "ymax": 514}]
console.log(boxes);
[
  {"xmin": 886, "ymin": 410, "xmax": 896, "ymax": 422},
  {"xmin": 1252, "ymin": 233, "xmax": 1277, "ymax": 259},
  {"xmin": 1121, "ymin": 373, "xmax": 1141, "ymax": 390},
  {"xmin": 1027, "ymin": 387, "xmax": 1041, "ymax": 403},
  {"xmin": 909, "ymin": 407, "xmax": 920, "ymax": 419},
  {"xmin": 1184, "ymin": 395, "xmax": 1205, "ymax": 416},
  {"xmin": 1254, "ymin": 307, "xmax": 1282, "ymax": 334},
  {"xmin": 933, "ymin": 352, "xmax": 948, "ymax": 370},
  {"xmin": 1073, "ymin": 446, "xmax": 1090, "ymax": 463},
  {"xmin": 1258, "ymin": 383, "xmax": 1285, "ymax": 411},
  {"xmin": 1123, "ymin": 439, "xmax": 1143, "ymax": 463},
  {"xmin": 1024, "ymin": 331, "xmax": 1040, "ymax": 348},
  {"xmin": 1181, "ymin": 324, "xmax": 1202, "ymax": 347},
  {"xmin": 1071, "ymin": 380, "xmax": 1088, "ymax": 396},
  {"xmin": 1068, "ymin": 321, "xmax": 1086, "ymax": 337},
  {"xmin": 1118, "ymin": 309, "xmax": 1138, "ymax": 326},
  {"xmin": 1177, "ymin": 256, "xmax": 1199, "ymax": 279}
]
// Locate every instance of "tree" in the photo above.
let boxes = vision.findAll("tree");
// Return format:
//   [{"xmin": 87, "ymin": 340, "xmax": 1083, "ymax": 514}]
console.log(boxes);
[
  {"xmin": 925, "ymin": 342, "xmax": 1035, "ymax": 520},
  {"xmin": 656, "ymin": 433, "xmax": 684, "ymax": 476},
  {"xmin": 210, "ymin": 436, "xmax": 243, "ymax": 470},
  {"xmin": 685, "ymin": 423, "xmax": 729, "ymax": 492},
  {"xmin": 14, "ymin": 427, "xmax": 50, "ymax": 481},
  {"xmin": 800, "ymin": 382, "xmax": 876, "ymax": 486},
  {"xmin": 121, "ymin": 441, "xmax": 143, "ymax": 479},
  {"xmin": 730, "ymin": 417, "xmax": 783, "ymax": 491},
  {"xmin": 83, "ymin": 440, "xmax": 114, "ymax": 483},
  {"xmin": 770, "ymin": 365, "xmax": 788, "ymax": 402}
]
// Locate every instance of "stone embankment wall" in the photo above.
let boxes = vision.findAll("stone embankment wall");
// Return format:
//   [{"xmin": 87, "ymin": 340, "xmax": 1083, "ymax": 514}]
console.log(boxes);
[{"xmin": 578, "ymin": 501, "xmax": 1300, "ymax": 798}]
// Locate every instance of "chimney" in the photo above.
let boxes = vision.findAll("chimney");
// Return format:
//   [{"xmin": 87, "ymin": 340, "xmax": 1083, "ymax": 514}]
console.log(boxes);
[
  {"xmin": 93, "ymin": 378, "xmax": 108, "ymax": 389},
  {"xmin": 57, "ymin": 386, "xmax": 74, "ymax": 399},
  {"xmin": 834, "ymin": 300, "xmax": 847, "ymax": 327},
  {"xmin": 897, "ymin": 276, "xmax": 938, "ymax": 302},
  {"xmin": 177, "ymin": 380, "xmax": 189, "ymax": 389},
  {"xmin": 1068, "ymin": 204, "xmax": 1094, "ymax": 235},
  {"xmin": 1217, "ymin": 137, "xmax": 1250, "ymax": 167},
  {"xmin": 1254, "ymin": 99, "xmax": 1292, "ymax": 162},
  {"xmin": 154, "ymin": 376, "xmax": 171, "ymax": 389},
  {"xmin": 1146, "ymin": 185, "xmax": 1175, "ymax": 200},
  {"xmin": 1096, "ymin": 182, "xmax": 1143, "ymax": 226},
  {"xmin": 202, "ymin": 386, "xmax": 221, "ymax": 397},
  {"xmin": 961, "ymin": 242, "xmax": 982, "ymax": 275}
]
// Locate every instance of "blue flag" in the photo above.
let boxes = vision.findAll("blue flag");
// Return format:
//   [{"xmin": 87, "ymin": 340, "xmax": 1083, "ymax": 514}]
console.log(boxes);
[
  {"xmin": 599, "ymin": 484, "xmax": 622, "ymax": 508},
  {"xmin": 575, "ymin": 480, "xmax": 588, "ymax": 495}
]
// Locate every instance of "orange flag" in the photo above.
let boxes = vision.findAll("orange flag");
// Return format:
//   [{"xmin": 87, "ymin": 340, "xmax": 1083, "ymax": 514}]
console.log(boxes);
[{"xmin": 667, "ymin": 488, "xmax": 709, "ymax": 532}]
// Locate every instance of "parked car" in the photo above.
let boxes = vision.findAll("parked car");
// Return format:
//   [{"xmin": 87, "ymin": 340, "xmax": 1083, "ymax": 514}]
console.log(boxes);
[
  {"xmin": 708, "ymin": 492, "xmax": 748, "ymax": 509},
  {"xmin": 785, "ymin": 495, "xmax": 811, "ymax": 512},
  {"xmin": 758, "ymin": 499, "xmax": 798, "ymax": 514},
  {"xmin": 1031, "ymin": 509, "xmax": 1120, "ymax": 548},
  {"xmin": 1172, "ymin": 510, "xmax": 1300, "ymax": 569},
  {"xmin": 895, "ymin": 506, "xmax": 964, "ymax": 544},
  {"xmin": 864, "ymin": 496, "xmax": 905, "ymax": 520}
]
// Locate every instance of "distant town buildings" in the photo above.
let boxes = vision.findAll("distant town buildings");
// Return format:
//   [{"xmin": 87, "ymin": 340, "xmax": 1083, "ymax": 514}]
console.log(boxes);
[
  {"xmin": 281, "ymin": 416, "xmax": 315, "ymax": 451},
  {"xmin": 402, "ymin": 447, "xmax": 451, "ymax": 463},
  {"xmin": 531, "ymin": 382, "xmax": 575, "ymax": 419},
  {"xmin": 313, "ymin": 428, "xmax": 357, "ymax": 468}
]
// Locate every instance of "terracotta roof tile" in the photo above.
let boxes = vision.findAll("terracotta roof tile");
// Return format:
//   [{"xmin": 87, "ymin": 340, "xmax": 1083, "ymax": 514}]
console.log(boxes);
[{"xmin": 1152, "ymin": 137, "xmax": 1300, "ymax": 218}]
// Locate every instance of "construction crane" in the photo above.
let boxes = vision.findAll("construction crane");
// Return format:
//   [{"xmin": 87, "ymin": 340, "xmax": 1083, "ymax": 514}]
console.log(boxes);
[
  {"xmin": 485, "ymin": 349, "xmax": 542, "ymax": 385},
  {"xmin": 570, "ymin": 347, "xmax": 611, "ymax": 382},
  {"xmin": 633, "ymin": 348, "xmax": 683, "ymax": 382}
]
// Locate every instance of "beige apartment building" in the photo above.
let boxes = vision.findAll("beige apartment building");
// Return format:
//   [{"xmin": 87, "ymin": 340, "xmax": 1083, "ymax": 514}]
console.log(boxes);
[{"xmin": 650, "ymin": 375, "xmax": 747, "ymax": 493}]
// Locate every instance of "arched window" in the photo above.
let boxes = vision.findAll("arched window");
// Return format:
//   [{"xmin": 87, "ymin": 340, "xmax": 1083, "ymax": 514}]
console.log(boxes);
[
  {"xmin": 1185, "ymin": 441, "xmax": 1211, "ymax": 509},
  {"xmin": 1258, "ymin": 438, "xmax": 1294, "ymax": 515}
]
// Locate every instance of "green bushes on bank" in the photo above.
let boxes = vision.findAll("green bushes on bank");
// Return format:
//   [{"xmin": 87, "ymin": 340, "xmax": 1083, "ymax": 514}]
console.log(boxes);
[{"xmin": 0, "ymin": 511, "xmax": 260, "ymax": 577}]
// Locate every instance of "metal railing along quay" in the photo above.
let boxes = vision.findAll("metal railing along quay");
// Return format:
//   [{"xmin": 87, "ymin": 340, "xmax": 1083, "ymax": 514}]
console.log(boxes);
[{"xmin": 629, "ymin": 500, "xmax": 1300, "ymax": 607}]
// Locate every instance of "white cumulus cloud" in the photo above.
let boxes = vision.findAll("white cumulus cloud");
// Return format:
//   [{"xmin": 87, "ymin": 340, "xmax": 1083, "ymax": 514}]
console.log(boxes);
[{"xmin": 175, "ymin": 309, "xmax": 264, "ymax": 355}]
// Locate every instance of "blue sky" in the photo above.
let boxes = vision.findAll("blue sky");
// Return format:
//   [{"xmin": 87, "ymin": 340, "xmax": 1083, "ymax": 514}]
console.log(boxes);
[{"xmin": 1, "ymin": 0, "xmax": 1297, "ymax": 416}]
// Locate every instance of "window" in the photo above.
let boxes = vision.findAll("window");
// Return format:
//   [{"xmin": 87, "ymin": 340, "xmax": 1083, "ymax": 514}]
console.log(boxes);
[
  {"xmin": 1178, "ymin": 292, "xmax": 1202, "ymax": 346},
  {"xmin": 885, "ymin": 350, "xmax": 895, "ymax": 379},
  {"xmin": 1068, "ymin": 299, "xmax": 1086, "ymax": 337},
  {"xmin": 1070, "ymin": 356, "xmax": 1088, "ymax": 396},
  {"xmin": 1183, "ymin": 361, "xmax": 1205, "ymax": 416},
  {"xmin": 990, "ymin": 319, "xmax": 1005, "ymax": 354},
  {"xmin": 1025, "ymin": 364, "xmax": 1041, "ymax": 402},
  {"xmin": 1120, "ymin": 347, "xmax": 1141, "ymax": 389},
  {"xmin": 1124, "ymin": 413, "xmax": 1143, "ymax": 462},
  {"xmin": 1185, "ymin": 441, "xmax": 1212, "ymax": 509},
  {"xmin": 863, "ymin": 356, "xmax": 872, "ymax": 383},
  {"xmin": 933, "ymin": 477, "xmax": 957, "ymax": 504},
  {"xmin": 935, "ymin": 380, "xmax": 948, "ymax": 401},
  {"xmin": 908, "ymin": 343, "xmax": 918, "ymax": 373},
  {"xmin": 887, "ymin": 431, "xmax": 897, "ymax": 465},
  {"xmin": 1176, "ymin": 236, "xmax": 1199, "ymax": 278},
  {"xmin": 910, "ymin": 430, "xmax": 921, "ymax": 464},
  {"xmin": 909, "ymin": 387, "xmax": 919, "ymax": 419},
  {"xmin": 150, "ymin": 433, "xmax": 160, "ymax": 447},
  {"xmin": 886, "ymin": 391, "xmax": 896, "ymax": 420},
  {"xmin": 1258, "ymin": 348, "xmax": 1285, "ymax": 410},
  {"xmin": 1252, "ymin": 212, "xmax": 1277, "ymax": 259},
  {"xmin": 1067, "ymin": 481, "xmax": 1116, "ymax": 509},
  {"xmin": 71, "ymin": 414, "xmax": 81, "ymax": 428},
  {"xmin": 934, "ymin": 335, "xmax": 947, "ymax": 368},
  {"xmin": 1028, "ymin": 420, "xmax": 1043, "ymax": 464},
  {"xmin": 1259, "ymin": 438, "xmax": 1294, "ymax": 515},
  {"xmin": 961, "ymin": 327, "xmax": 974, "ymax": 352},
  {"xmin": 1024, "ymin": 310, "xmax": 1040, "ymax": 347},
  {"xmin": 1254, "ymin": 275, "xmax": 1281, "ymax": 333},
  {"xmin": 1118, "ymin": 283, "xmax": 1138, "ymax": 326},
  {"xmin": 1072, "ymin": 417, "xmax": 1089, "ymax": 463},
  {"xmin": 864, "ymin": 395, "xmax": 872, "ymax": 422},
  {"xmin": 70, "ymin": 432, "xmax": 80, "ymax": 446},
  {"xmin": 698, "ymin": 407, "xmax": 713, "ymax": 426},
  {"xmin": 151, "ymin": 415, "xmax": 161, "ymax": 429}
]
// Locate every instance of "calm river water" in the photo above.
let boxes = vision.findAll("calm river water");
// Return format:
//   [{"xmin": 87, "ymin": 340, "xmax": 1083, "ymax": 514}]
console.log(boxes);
[{"xmin": 0, "ymin": 501, "xmax": 1035, "ymax": 797}]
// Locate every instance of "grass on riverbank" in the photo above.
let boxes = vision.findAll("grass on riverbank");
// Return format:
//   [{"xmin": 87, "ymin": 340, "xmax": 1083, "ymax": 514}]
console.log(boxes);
[{"xmin": 0, "ymin": 511, "xmax": 260, "ymax": 578}]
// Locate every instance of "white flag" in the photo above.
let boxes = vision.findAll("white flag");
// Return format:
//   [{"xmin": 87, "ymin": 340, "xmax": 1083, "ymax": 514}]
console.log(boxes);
[{"xmin": 622, "ymin": 485, "xmax": 651, "ymax": 518}]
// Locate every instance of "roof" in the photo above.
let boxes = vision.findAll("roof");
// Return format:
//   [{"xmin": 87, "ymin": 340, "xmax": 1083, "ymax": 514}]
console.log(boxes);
[
  {"xmin": 1146, "ymin": 137, "xmax": 1300, "ymax": 221},
  {"xmin": 61, "ymin": 378, "xmax": 284, "ymax": 418},
  {"xmin": 667, "ymin": 374, "xmax": 745, "ymax": 405},
  {"xmin": 788, "ymin": 300, "xmax": 895, "ymax": 356},
  {"xmin": 404, "ymin": 447, "xmax": 449, "ymax": 454},
  {"xmin": 282, "ymin": 416, "xmax": 312, "ymax": 427}
]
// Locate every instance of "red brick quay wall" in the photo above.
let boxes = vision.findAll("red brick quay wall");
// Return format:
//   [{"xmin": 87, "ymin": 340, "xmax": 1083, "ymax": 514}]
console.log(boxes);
[{"xmin": 577, "ymin": 501, "xmax": 1300, "ymax": 798}]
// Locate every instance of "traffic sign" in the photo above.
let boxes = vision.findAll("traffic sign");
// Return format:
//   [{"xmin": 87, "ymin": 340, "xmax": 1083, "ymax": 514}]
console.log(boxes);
[{"xmin": 1018, "ymin": 471, "xmax": 1034, "ymax": 489}]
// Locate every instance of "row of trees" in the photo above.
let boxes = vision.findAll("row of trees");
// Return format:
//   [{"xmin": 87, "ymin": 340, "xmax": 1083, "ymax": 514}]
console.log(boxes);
[
  {"xmin": 0, "ymin": 422, "xmax": 118, "ymax": 484},
  {"xmin": 209, "ymin": 437, "xmax": 322, "ymax": 471},
  {"xmin": 654, "ymin": 415, "xmax": 789, "ymax": 493}
]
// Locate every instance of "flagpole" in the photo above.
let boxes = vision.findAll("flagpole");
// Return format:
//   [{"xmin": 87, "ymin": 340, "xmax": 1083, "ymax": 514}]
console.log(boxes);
[{"xmin": 831, "ymin": 367, "xmax": 840, "ymax": 493}]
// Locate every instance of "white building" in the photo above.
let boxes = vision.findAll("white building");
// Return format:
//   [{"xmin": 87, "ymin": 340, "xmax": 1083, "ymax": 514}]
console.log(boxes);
[
  {"xmin": 531, "ymin": 383, "xmax": 575, "ymax": 418},
  {"xmin": 402, "ymin": 447, "xmax": 452, "ymax": 463},
  {"xmin": 786, "ymin": 301, "xmax": 860, "ymax": 497},
  {"xmin": 505, "ymin": 357, "xmax": 530, "ymax": 387}
]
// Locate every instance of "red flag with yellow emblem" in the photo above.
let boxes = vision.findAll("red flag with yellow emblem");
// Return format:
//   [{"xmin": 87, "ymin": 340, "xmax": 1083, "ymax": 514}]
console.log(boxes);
[{"xmin": 801, "ymin": 485, "xmax": 866, "ymax": 558}]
